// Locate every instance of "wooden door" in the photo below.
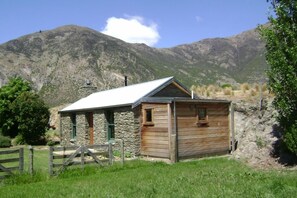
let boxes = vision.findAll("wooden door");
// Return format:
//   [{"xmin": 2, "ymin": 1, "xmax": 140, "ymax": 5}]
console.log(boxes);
[{"xmin": 88, "ymin": 112, "xmax": 94, "ymax": 145}]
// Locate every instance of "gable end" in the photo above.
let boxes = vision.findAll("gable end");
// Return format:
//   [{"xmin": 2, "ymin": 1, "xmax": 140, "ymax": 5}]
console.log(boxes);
[{"xmin": 152, "ymin": 82, "xmax": 191, "ymax": 98}]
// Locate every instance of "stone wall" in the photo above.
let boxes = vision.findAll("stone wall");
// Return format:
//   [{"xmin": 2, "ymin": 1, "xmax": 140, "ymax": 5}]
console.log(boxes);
[
  {"xmin": 76, "ymin": 113, "xmax": 87, "ymax": 145},
  {"xmin": 60, "ymin": 113, "xmax": 71, "ymax": 146},
  {"xmin": 93, "ymin": 110, "xmax": 106, "ymax": 144},
  {"xmin": 114, "ymin": 106, "xmax": 141, "ymax": 157},
  {"xmin": 60, "ymin": 106, "xmax": 141, "ymax": 156}
]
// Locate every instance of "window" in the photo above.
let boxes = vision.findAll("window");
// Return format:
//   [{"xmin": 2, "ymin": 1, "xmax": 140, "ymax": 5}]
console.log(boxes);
[
  {"xmin": 105, "ymin": 110, "xmax": 115, "ymax": 141},
  {"xmin": 198, "ymin": 108, "xmax": 207, "ymax": 120},
  {"xmin": 197, "ymin": 108, "xmax": 208, "ymax": 126},
  {"xmin": 143, "ymin": 108, "xmax": 154, "ymax": 125},
  {"xmin": 71, "ymin": 114, "xmax": 76, "ymax": 139}
]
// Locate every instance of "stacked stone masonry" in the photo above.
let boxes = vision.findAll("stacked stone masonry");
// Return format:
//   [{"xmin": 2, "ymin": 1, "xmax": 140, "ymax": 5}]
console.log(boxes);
[{"xmin": 60, "ymin": 106, "xmax": 141, "ymax": 157}]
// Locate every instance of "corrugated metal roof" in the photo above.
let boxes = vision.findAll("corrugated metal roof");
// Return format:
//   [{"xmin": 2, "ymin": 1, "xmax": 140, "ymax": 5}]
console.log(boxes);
[{"xmin": 60, "ymin": 76, "xmax": 174, "ymax": 112}]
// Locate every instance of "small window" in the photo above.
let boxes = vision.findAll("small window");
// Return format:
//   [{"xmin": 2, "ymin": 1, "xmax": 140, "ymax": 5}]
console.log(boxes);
[
  {"xmin": 71, "ymin": 114, "xmax": 76, "ymax": 139},
  {"xmin": 105, "ymin": 110, "xmax": 115, "ymax": 141},
  {"xmin": 197, "ymin": 108, "xmax": 208, "ymax": 126},
  {"xmin": 198, "ymin": 108, "xmax": 207, "ymax": 120},
  {"xmin": 144, "ymin": 108, "xmax": 154, "ymax": 126}
]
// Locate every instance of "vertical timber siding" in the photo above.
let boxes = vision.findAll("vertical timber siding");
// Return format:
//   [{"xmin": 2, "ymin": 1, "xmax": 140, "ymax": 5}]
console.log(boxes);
[
  {"xmin": 176, "ymin": 103, "xmax": 230, "ymax": 158},
  {"xmin": 141, "ymin": 103, "xmax": 170, "ymax": 158}
]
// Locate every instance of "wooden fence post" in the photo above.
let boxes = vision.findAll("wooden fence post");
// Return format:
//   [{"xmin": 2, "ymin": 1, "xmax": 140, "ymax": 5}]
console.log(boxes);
[
  {"xmin": 49, "ymin": 146, "xmax": 54, "ymax": 176},
  {"xmin": 108, "ymin": 143, "xmax": 113, "ymax": 165},
  {"xmin": 19, "ymin": 148, "xmax": 24, "ymax": 173},
  {"xmin": 28, "ymin": 146, "xmax": 34, "ymax": 174},
  {"xmin": 231, "ymin": 103, "xmax": 235, "ymax": 153}
]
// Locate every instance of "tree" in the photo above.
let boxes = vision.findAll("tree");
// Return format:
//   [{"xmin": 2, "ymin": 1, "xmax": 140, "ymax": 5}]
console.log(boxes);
[
  {"xmin": 259, "ymin": 0, "xmax": 297, "ymax": 155},
  {"xmin": 0, "ymin": 77, "xmax": 31, "ymax": 137},
  {"xmin": 0, "ymin": 77, "xmax": 49, "ymax": 144},
  {"xmin": 11, "ymin": 91, "xmax": 50, "ymax": 144}
]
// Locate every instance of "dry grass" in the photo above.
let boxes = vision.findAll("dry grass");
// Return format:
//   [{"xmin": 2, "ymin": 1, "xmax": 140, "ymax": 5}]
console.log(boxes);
[
  {"xmin": 191, "ymin": 83, "xmax": 273, "ymax": 102},
  {"xmin": 223, "ymin": 87, "xmax": 233, "ymax": 95}
]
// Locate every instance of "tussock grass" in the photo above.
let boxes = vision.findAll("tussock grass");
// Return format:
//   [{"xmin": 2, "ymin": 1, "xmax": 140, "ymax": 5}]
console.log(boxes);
[
  {"xmin": 191, "ymin": 82, "xmax": 273, "ymax": 101},
  {"xmin": 0, "ymin": 158, "xmax": 296, "ymax": 197}
]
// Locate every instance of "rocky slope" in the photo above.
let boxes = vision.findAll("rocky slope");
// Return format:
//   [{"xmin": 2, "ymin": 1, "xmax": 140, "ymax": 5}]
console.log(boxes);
[
  {"xmin": 0, "ymin": 25, "xmax": 267, "ymax": 106},
  {"xmin": 232, "ymin": 99, "xmax": 297, "ymax": 169}
]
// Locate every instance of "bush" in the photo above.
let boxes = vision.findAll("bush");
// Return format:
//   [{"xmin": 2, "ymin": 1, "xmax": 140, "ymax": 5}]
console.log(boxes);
[
  {"xmin": 284, "ymin": 122, "xmax": 297, "ymax": 155},
  {"xmin": 221, "ymin": 84, "xmax": 232, "ymax": 89},
  {"xmin": 12, "ymin": 134, "xmax": 25, "ymax": 146},
  {"xmin": 250, "ymin": 89, "xmax": 257, "ymax": 97},
  {"xmin": 0, "ymin": 135, "xmax": 11, "ymax": 147},
  {"xmin": 240, "ymin": 83, "xmax": 250, "ymax": 93},
  {"xmin": 47, "ymin": 140, "xmax": 58, "ymax": 146},
  {"xmin": 223, "ymin": 87, "xmax": 232, "ymax": 95}
]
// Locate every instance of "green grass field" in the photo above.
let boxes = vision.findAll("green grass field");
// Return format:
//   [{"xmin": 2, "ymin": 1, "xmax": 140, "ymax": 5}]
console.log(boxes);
[{"xmin": 0, "ymin": 147, "xmax": 297, "ymax": 198}]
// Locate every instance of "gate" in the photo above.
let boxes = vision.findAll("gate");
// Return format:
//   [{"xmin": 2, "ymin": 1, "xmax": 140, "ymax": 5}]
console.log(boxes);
[
  {"xmin": 0, "ymin": 148, "xmax": 24, "ymax": 179},
  {"xmin": 49, "ymin": 144, "xmax": 113, "ymax": 176}
]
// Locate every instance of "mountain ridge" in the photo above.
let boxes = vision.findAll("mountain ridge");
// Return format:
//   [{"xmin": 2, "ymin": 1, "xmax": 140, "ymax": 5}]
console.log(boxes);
[{"xmin": 0, "ymin": 25, "xmax": 268, "ymax": 106}]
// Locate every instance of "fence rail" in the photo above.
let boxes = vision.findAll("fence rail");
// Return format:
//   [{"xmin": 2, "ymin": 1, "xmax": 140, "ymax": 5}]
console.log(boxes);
[
  {"xmin": 0, "ymin": 148, "xmax": 24, "ymax": 179},
  {"xmin": 49, "ymin": 144, "xmax": 113, "ymax": 176},
  {"xmin": 0, "ymin": 141, "xmax": 124, "ymax": 179}
]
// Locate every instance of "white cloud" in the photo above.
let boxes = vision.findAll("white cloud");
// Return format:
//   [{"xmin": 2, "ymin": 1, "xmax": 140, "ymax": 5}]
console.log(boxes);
[{"xmin": 101, "ymin": 16, "xmax": 160, "ymax": 47}]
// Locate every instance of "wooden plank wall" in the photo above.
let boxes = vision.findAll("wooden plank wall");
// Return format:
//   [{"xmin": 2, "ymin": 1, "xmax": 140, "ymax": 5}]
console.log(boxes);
[
  {"xmin": 177, "ymin": 103, "xmax": 230, "ymax": 158},
  {"xmin": 141, "ymin": 103, "xmax": 170, "ymax": 158}
]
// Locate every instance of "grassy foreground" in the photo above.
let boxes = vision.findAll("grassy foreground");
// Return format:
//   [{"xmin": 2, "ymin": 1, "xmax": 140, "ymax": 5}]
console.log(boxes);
[{"xmin": 0, "ymin": 157, "xmax": 296, "ymax": 198}]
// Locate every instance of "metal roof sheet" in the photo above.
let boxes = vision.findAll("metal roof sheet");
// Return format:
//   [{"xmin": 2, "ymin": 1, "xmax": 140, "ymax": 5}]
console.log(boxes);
[{"xmin": 60, "ymin": 76, "xmax": 174, "ymax": 112}]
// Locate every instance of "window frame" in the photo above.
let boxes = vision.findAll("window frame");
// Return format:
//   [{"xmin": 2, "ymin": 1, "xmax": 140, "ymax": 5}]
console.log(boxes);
[
  {"xmin": 70, "ymin": 113, "xmax": 77, "ymax": 139},
  {"xmin": 105, "ymin": 110, "xmax": 115, "ymax": 141},
  {"xmin": 143, "ymin": 108, "xmax": 154, "ymax": 126},
  {"xmin": 196, "ymin": 107, "xmax": 209, "ymax": 127}
]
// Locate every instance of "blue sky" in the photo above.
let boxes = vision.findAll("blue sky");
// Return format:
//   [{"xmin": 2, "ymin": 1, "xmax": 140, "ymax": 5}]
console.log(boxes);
[{"xmin": 0, "ymin": 0, "xmax": 272, "ymax": 48}]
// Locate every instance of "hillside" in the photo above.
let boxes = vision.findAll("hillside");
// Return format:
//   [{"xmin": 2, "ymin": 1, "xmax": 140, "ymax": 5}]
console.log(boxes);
[{"xmin": 0, "ymin": 25, "xmax": 267, "ymax": 106}]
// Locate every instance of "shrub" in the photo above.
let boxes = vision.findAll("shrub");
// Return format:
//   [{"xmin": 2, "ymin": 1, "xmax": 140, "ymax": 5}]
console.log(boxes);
[
  {"xmin": 262, "ymin": 83, "xmax": 268, "ymax": 92},
  {"xmin": 12, "ymin": 134, "xmax": 25, "ymax": 146},
  {"xmin": 254, "ymin": 84, "xmax": 260, "ymax": 92},
  {"xmin": 284, "ymin": 122, "xmax": 297, "ymax": 155},
  {"xmin": 256, "ymin": 136, "xmax": 266, "ymax": 149},
  {"xmin": 221, "ymin": 84, "xmax": 232, "ymax": 89},
  {"xmin": 0, "ymin": 135, "xmax": 11, "ymax": 147},
  {"xmin": 240, "ymin": 83, "xmax": 250, "ymax": 93},
  {"xmin": 47, "ymin": 140, "xmax": 57, "ymax": 146},
  {"xmin": 206, "ymin": 85, "xmax": 215, "ymax": 92},
  {"xmin": 223, "ymin": 87, "xmax": 232, "ymax": 95},
  {"xmin": 250, "ymin": 89, "xmax": 257, "ymax": 97}
]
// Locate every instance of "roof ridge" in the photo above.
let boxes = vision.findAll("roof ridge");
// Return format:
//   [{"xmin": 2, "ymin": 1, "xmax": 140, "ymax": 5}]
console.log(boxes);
[{"xmin": 90, "ymin": 76, "xmax": 174, "ymax": 96}]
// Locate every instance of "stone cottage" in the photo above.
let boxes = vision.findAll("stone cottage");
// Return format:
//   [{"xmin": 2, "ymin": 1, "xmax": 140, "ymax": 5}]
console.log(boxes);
[{"xmin": 59, "ymin": 77, "xmax": 231, "ymax": 162}]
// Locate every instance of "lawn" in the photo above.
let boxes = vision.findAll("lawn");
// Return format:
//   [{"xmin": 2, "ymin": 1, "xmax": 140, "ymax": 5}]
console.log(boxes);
[{"xmin": 0, "ymin": 151, "xmax": 296, "ymax": 198}]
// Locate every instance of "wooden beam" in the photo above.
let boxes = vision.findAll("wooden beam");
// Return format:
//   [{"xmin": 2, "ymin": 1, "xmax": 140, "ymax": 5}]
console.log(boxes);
[
  {"xmin": 170, "ymin": 101, "xmax": 177, "ymax": 163},
  {"xmin": 231, "ymin": 103, "xmax": 235, "ymax": 153}
]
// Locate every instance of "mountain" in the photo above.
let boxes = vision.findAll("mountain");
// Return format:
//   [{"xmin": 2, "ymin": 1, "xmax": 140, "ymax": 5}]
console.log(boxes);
[{"xmin": 0, "ymin": 25, "xmax": 267, "ymax": 106}]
